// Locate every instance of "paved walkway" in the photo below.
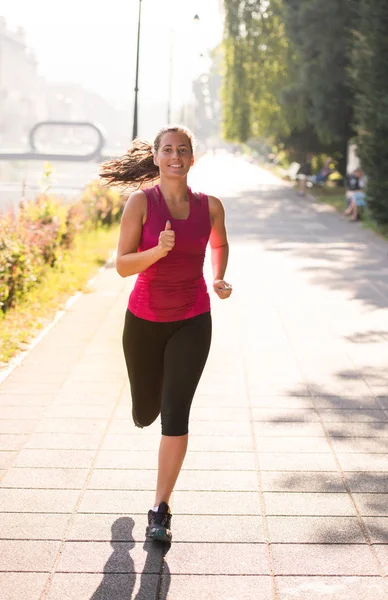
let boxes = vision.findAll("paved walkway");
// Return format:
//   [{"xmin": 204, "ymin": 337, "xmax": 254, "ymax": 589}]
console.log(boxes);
[{"xmin": 1, "ymin": 155, "xmax": 388, "ymax": 599}]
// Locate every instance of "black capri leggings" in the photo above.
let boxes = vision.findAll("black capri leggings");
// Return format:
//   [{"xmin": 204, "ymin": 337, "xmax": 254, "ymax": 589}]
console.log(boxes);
[{"xmin": 122, "ymin": 310, "xmax": 212, "ymax": 436}]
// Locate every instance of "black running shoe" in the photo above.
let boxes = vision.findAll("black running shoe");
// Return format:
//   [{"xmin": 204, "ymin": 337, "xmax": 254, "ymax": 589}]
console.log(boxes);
[{"xmin": 146, "ymin": 501, "xmax": 172, "ymax": 543}]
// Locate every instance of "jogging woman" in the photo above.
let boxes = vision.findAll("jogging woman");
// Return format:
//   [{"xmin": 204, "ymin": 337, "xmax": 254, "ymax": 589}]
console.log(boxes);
[{"xmin": 100, "ymin": 125, "xmax": 232, "ymax": 543}]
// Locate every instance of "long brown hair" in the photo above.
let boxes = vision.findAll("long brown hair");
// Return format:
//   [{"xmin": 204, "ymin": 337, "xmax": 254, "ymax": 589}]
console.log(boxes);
[{"xmin": 99, "ymin": 125, "xmax": 195, "ymax": 189}]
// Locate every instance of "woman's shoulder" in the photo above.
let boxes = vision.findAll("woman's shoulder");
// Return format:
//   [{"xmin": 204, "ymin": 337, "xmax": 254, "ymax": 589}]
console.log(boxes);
[{"xmin": 123, "ymin": 189, "xmax": 147, "ymax": 217}]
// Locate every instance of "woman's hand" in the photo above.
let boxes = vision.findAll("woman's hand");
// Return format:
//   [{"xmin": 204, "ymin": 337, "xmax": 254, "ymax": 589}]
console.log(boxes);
[
  {"xmin": 157, "ymin": 220, "xmax": 175, "ymax": 257},
  {"xmin": 213, "ymin": 279, "xmax": 232, "ymax": 299}
]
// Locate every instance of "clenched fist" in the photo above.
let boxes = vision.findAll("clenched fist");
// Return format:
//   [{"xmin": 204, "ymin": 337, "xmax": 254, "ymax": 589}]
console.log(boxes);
[{"xmin": 158, "ymin": 220, "xmax": 175, "ymax": 257}]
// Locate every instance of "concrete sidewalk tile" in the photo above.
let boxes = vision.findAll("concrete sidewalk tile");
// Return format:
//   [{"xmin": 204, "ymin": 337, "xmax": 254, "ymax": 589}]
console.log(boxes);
[
  {"xmin": 0, "ymin": 420, "xmax": 38, "ymax": 434},
  {"xmin": 176, "ymin": 469, "xmax": 259, "ymax": 492},
  {"xmin": 252, "ymin": 408, "xmax": 320, "ymax": 423},
  {"xmin": 276, "ymin": 576, "xmax": 388, "ymax": 600},
  {"xmin": 345, "ymin": 472, "xmax": 388, "ymax": 493},
  {"xmin": 256, "ymin": 436, "xmax": 331, "ymax": 453},
  {"xmin": 36, "ymin": 418, "xmax": 106, "ymax": 434},
  {"xmin": 254, "ymin": 422, "xmax": 325, "ymax": 437},
  {"xmin": 0, "ymin": 573, "xmax": 48, "ymax": 600},
  {"xmin": 264, "ymin": 492, "xmax": 356, "ymax": 516},
  {"xmin": 188, "ymin": 435, "xmax": 253, "ymax": 452},
  {"xmin": 0, "ymin": 382, "xmax": 60, "ymax": 395},
  {"xmin": 173, "ymin": 514, "xmax": 264, "ymax": 543},
  {"xmin": 0, "ymin": 451, "xmax": 17, "ymax": 469},
  {"xmin": 331, "ymin": 437, "xmax": 388, "ymax": 453},
  {"xmin": 0, "ymin": 406, "xmax": 46, "ymax": 419},
  {"xmin": 378, "ymin": 397, "xmax": 388, "ymax": 408},
  {"xmin": 248, "ymin": 383, "xmax": 311, "ymax": 396},
  {"xmin": 189, "ymin": 420, "xmax": 252, "ymax": 436},
  {"xmin": 25, "ymin": 433, "xmax": 103, "ymax": 450},
  {"xmin": 183, "ymin": 451, "xmax": 256, "ymax": 471},
  {"xmin": 13, "ymin": 449, "xmax": 96, "ymax": 469},
  {"xmin": 0, "ymin": 488, "xmax": 79, "ymax": 513},
  {"xmin": 0, "ymin": 467, "xmax": 88, "ymax": 489},
  {"xmin": 261, "ymin": 471, "xmax": 346, "ymax": 493},
  {"xmin": 257, "ymin": 452, "xmax": 338, "ymax": 472},
  {"xmin": 51, "ymin": 392, "xmax": 115, "ymax": 406},
  {"xmin": 272, "ymin": 543, "xmax": 380, "ymax": 575},
  {"xmin": 189, "ymin": 407, "xmax": 250, "ymax": 422},
  {"xmin": 88, "ymin": 469, "xmax": 157, "ymax": 491},
  {"xmin": 352, "ymin": 494, "xmax": 388, "ymax": 516},
  {"xmin": 165, "ymin": 543, "xmax": 269, "ymax": 575},
  {"xmin": 172, "ymin": 491, "xmax": 260, "ymax": 515},
  {"xmin": 318, "ymin": 409, "xmax": 388, "ymax": 422},
  {"xmin": 193, "ymin": 394, "xmax": 249, "ymax": 407},
  {"xmin": 47, "ymin": 573, "xmax": 159, "ymax": 600},
  {"xmin": 78, "ymin": 489, "xmax": 151, "ymax": 514},
  {"xmin": 43, "ymin": 405, "xmax": 114, "ymax": 419},
  {"xmin": 0, "ymin": 513, "xmax": 71, "ymax": 540},
  {"xmin": 3, "ymin": 371, "xmax": 66, "ymax": 385},
  {"xmin": 326, "ymin": 422, "xmax": 388, "ymax": 437},
  {"xmin": 100, "ymin": 434, "xmax": 161, "ymax": 452},
  {"xmin": 66, "ymin": 514, "xmax": 146, "ymax": 542},
  {"xmin": 0, "ymin": 435, "xmax": 30, "ymax": 451},
  {"xmin": 195, "ymin": 383, "xmax": 245, "ymax": 396},
  {"xmin": 373, "ymin": 545, "xmax": 388, "ymax": 575},
  {"xmin": 0, "ymin": 394, "xmax": 54, "ymax": 407},
  {"xmin": 337, "ymin": 453, "xmax": 388, "ymax": 472},
  {"xmin": 0, "ymin": 539, "xmax": 61, "ymax": 571},
  {"xmin": 160, "ymin": 575, "xmax": 273, "ymax": 600},
  {"xmin": 95, "ymin": 450, "xmax": 157, "ymax": 470},
  {"xmin": 56, "ymin": 540, "xmax": 163, "ymax": 573},
  {"xmin": 59, "ymin": 381, "xmax": 123, "ymax": 396},
  {"xmin": 314, "ymin": 396, "xmax": 380, "ymax": 409},
  {"xmin": 267, "ymin": 516, "xmax": 365, "ymax": 543},
  {"xmin": 364, "ymin": 518, "xmax": 388, "ymax": 543},
  {"xmin": 250, "ymin": 396, "xmax": 315, "ymax": 409}
]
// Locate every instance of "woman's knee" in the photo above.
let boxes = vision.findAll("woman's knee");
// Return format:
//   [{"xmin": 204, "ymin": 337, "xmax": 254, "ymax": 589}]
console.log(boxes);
[
  {"xmin": 132, "ymin": 405, "xmax": 160, "ymax": 428},
  {"xmin": 161, "ymin": 410, "xmax": 189, "ymax": 436}
]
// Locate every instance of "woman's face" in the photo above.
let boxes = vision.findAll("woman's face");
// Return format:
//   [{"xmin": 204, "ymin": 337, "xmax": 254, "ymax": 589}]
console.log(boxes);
[{"xmin": 154, "ymin": 131, "xmax": 194, "ymax": 178}]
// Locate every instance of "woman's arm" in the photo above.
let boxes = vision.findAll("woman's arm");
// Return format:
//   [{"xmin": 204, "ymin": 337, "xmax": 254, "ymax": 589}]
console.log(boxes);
[
  {"xmin": 208, "ymin": 195, "xmax": 232, "ymax": 299},
  {"xmin": 116, "ymin": 191, "xmax": 175, "ymax": 277}
]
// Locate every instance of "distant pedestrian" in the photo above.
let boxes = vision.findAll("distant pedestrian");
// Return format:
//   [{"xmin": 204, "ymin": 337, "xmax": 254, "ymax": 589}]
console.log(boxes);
[
  {"xmin": 344, "ymin": 167, "xmax": 366, "ymax": 221},
  {"xmin": 100, "ymin": 125, "xmax": 232, "ymax": 543},
  {"xmin": 296, "ymin": 153, "xmax": 313, "ymax": 196}
]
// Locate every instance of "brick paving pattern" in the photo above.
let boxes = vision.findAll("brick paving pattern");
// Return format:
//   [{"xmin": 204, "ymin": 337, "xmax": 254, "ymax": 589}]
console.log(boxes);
[{"xmin": 0, "ymin": 156, "xmax": 387, "ymax": 599}]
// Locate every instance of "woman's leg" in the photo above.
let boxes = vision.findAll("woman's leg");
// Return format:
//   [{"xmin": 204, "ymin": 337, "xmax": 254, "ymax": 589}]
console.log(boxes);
[
  {"xmin": 154, "ymin": 312, "xmax": 212, "ymax": 506},
  {"xmin": 154, "ymin": 434, "xmax": 188, "ymax": 507},
  {"xmin": 122, "ymin": 310, "xmax": 165, "ymax": 428}
]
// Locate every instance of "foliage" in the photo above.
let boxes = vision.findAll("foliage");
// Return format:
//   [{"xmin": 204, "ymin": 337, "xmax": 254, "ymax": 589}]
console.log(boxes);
[
  {"xmin": 222, "ymin": 0, "xmax": 291, "ymax": 142},
  {"xmin": 351, "ymin": 0, "xmax": 388, "ymax": 225},
  {"xmin": 221, "ymin": 0, "xmax": 359, "ymax": 174},
  {"xmin": 0, "ymin": 225, "xmax": 120, "ymax": 365},
  {"xmin": 0, "ymin": 182, "xmax": 123, "ymax": 314}
]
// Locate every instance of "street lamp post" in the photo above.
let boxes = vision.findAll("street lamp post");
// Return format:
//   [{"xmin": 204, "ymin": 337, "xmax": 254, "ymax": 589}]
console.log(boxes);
[{"xmin": 132, "ymin": 0, "xmax": 142, "ymax": 140}]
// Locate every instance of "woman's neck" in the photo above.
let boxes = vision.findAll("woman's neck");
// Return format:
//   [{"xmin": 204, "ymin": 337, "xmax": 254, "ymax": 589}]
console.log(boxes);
[{"xmin": 159, "ymin": 178, "xmax": 189, "ymax": 204}]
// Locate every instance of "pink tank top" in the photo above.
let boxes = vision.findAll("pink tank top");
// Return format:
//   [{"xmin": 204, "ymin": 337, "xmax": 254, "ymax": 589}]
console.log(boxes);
[{"xmin": 128, "ymin": 185, "xmax": 212, "ymax": 322}]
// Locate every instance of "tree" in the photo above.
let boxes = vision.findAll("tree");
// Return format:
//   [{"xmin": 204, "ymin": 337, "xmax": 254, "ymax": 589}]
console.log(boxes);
[
  {"xmin": 222, "ymin": 0, "xmax": 292, "ymax": 143},
  {"xmin": 282, "ymin": 0, "xmax": 358, "ymax": 174},
  {"xmin": 351, "ymin": 0, "xmax": 388, "ymax": 225}
]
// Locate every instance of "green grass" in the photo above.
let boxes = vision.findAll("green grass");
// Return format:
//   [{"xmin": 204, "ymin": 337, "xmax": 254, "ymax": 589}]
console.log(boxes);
[{"xmin": 0, "ymin": 225, "xmax": 119, "ymax": 366}]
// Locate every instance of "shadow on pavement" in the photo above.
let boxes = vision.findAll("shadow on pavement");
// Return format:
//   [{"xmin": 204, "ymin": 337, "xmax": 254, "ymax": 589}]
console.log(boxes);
[
  {"xmin": 223, "ymin": 187, "xmax": 388, "ymax": 311},
  {"xmin": 90, "ymin": 517, "xmax": 170, "ymax": 600},
  {"xmin": 262, "ymin": 377, "xmax": 388, "ymax": 547}
]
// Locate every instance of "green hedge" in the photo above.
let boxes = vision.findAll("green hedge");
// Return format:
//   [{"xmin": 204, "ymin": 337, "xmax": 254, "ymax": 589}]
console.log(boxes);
[{"xmin": 0, "ymin": 182, "xmax": 123, "ymax": 314}]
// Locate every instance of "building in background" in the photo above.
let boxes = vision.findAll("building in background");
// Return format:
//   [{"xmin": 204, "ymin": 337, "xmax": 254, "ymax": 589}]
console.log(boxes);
[{"xmin": 0, "ymin": 16, "xmax": 131, "ymax": 154}]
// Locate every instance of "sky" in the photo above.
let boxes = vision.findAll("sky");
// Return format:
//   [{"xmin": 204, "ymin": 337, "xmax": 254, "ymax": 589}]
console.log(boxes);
[{"xmin": 1, "ymin": 0, "xmax": 224, "ymax": 112}]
